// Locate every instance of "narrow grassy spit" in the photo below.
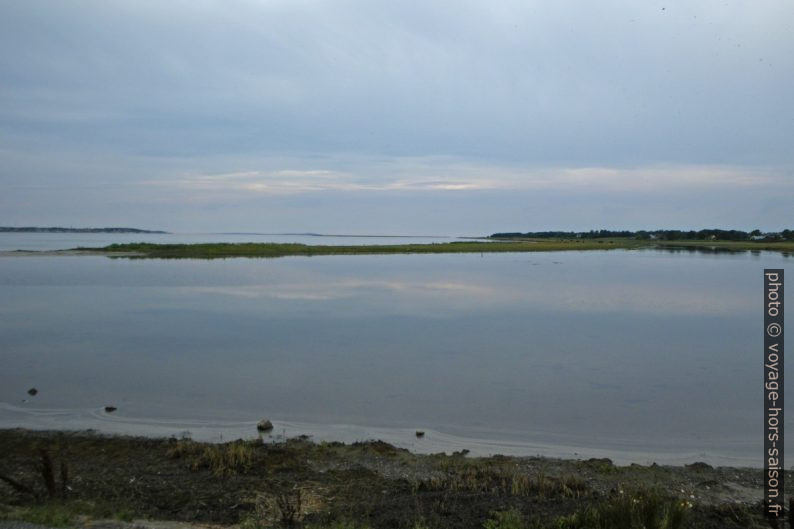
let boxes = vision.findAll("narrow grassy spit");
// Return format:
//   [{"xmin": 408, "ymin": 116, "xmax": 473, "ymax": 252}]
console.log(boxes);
[
  {"xmin": 0, "ymin": 430, "xmax": 775, "ymax": 528},
  {"xmin": 81, "ymin": 239, "xmax": 644, "ymax": 258},
  {"xmin": 72, "ymin": 238, "xmax": 794, "ymax": 259}
]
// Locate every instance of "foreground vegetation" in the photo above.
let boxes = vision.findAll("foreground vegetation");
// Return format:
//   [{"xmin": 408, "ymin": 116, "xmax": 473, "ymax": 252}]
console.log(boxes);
[
  {"xmin": 0, "ymin": 429, "xmax": 779, "ymax": 528},
  {"xmin": 72, "ymin": 238, "xmax": 794, "ymax": 259}
]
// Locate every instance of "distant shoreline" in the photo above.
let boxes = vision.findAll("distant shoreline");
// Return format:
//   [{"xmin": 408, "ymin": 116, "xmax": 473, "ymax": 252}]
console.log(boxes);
[
  {"xmin": 217, "ymin": 232, "xmax": 452, "ymax": 238},
  {"xmin": 0, "ymin": 226, "xmax": 168, "ymax": 234},
  {"xmin": 57, "ymin": 238, "xmax": 794, "ymax": 258},
  {"xmin": 2, "ymin": 235, "xmax": 793, "ymax": 258}
]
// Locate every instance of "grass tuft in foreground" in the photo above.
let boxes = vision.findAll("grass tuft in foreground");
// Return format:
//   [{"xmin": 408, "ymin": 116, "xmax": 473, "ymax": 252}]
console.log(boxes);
[
  {"xmin": 167, "ymin": 438, "xmax": 258, "ymax": 476},
  {"xmin": 483, "ymin": 489, "xmax": 690, "ymax": 529},
  {"xmin": 555, "ymin": 489, "xmax": 690, "ymax": 529}
]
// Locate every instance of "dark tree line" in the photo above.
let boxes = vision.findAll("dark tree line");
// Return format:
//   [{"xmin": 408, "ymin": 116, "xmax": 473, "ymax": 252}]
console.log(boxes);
[{"xmin": 491, "ymin": 229, "xmax": 794, "ymax": 241}]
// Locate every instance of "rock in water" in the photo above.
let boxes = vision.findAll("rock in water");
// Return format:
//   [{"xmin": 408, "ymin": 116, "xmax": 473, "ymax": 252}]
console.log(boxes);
[
  {"xmin": 686, "ymin": 461, "xmax": 713, "ymax": 471},
  {"xmin": 27, "ymin": 388, "xmax": 38, "ymax": 396},
  {"xmin": 104, "ymin": 406, "xmax": 117, "ymax": 413},
  {"xmin": 256, "ymin": 419, "xmax": 274, "ymax": 432},
  {"xmin": 415, "ymin": 431, "xmax": 425, "ymax": 438}
]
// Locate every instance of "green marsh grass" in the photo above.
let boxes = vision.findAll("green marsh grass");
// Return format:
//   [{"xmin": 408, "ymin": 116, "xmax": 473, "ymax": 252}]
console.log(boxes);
[
  {"xmin": 84, "ymin": 239, "xmax": 645, "ymax": 259},
  {"xmin": 74, "ymin": 237, "xmax": 794, "ymax": 259}
]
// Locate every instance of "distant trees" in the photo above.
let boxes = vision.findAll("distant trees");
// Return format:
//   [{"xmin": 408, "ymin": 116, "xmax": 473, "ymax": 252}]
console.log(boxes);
[{"xmin": 490, "ymin": 229, "xmax": 794, "ymax": 241}]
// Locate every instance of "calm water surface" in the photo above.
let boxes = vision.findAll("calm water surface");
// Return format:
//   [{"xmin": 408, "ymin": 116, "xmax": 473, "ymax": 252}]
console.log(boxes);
[{"xmin": 0, "ymin": 244, "xmax": 790, "ymax": 466}]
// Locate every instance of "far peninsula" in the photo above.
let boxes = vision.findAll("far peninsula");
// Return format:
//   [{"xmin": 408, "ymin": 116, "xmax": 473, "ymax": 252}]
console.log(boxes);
[{"xmin": 0, "ymin": 226, "xmax": 168, "ymax": 234}]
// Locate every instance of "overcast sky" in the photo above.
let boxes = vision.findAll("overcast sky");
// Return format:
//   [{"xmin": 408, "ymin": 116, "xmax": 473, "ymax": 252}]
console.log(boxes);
[{"xmin": 1, "ymin": 0, "xmax": 792, "ymax": 235}]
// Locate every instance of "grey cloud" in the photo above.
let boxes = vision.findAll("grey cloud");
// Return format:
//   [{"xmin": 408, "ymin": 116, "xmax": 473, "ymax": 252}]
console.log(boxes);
[
  {"xmin": 2, "ymin": 1, "xmax": 792, "ymax": 162},
  {"xmin": 0, "ymin": 0, "xmax": 792, "ymax": 231}
]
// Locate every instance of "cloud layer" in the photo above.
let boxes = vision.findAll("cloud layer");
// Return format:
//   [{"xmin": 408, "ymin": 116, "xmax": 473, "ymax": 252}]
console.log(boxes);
[{"xmin": 1, "ymin": 1, "xmax": 792, "ymax": 232}]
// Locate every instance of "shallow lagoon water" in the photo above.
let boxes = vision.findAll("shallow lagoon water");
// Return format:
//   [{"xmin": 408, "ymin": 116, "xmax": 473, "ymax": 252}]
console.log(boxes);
[{"xmin": 0, "ymin": 245, "xmax": 790, "ymax": 466}]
